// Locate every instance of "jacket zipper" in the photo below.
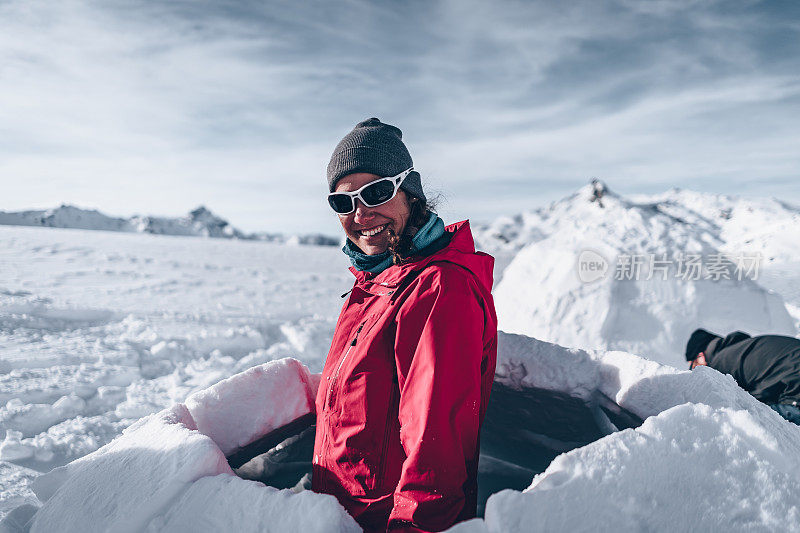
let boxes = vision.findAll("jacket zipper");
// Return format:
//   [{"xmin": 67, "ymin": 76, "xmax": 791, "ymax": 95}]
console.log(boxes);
[
  {"xmin": 317, "ymin": 320, "xmax": 367, "ymax": 490},
  {"xmin": 325, "ymin": 320, "xmax": 366, "ymax": 411}
]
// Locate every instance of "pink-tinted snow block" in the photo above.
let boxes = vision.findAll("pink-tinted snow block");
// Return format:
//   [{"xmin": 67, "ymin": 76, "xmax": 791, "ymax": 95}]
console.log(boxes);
[{"xmin": 184, "ymin": 358, "xmax": 316, "ymax": 456}]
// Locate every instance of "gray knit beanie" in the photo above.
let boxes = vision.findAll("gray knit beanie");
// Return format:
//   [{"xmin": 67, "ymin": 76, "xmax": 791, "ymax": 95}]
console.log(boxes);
[{"xmin": 327, "ymin": 118, "xmax": 426, "ymax": 202}]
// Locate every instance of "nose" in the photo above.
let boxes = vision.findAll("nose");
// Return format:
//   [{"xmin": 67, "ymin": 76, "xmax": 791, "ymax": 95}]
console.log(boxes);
[{"xmin": 352, "ymin": 200, "xmax": 375, "ymax": 225}]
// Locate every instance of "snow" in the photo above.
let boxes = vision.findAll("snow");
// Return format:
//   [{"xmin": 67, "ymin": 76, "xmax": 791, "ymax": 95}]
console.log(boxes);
[
  {"xmin": 481, "ymin": 333, "xmax": 800, "ymax": 532},
  {"xmin": 129, "ymin": 206, "xmax": 247, "ymax": 239},
  {"xmin": 495, "ymin": 332, "xmax": 770, "ymax": 421},
  {"xmin": 13, "ymin": 331, "xmax": 800, "ymax": 532},
  {"xmin": 635, "ymin": 188, "xmax": 800, "ymax": 266},
  {"xmin": 0, "ymin": 204, "xmax": 338, "ymax": 245},
  {"xmin": 2, "ymin": 183, "xmax": 800, "ymax": 531},
  {"xmin": 0, "ymin": 205, "xmax": 131, "ymax": 233},
  {"xmin": 18, "ymin": 359, "xmax": 356, "ymax": 532},
  {"xmin": 0, "ymin": 225, "xmax": 348, "ymax": 489},
  {"xmin": 487, "ymin": 183, "xmax": 798, "ymax": 367},
  {"xmin": 486, "ymin": 403, "xmax": 800, "ymax": 532},
  {"xmin": 0, "ymin": 462, "xmax": 39, "ymax": 517},
  {"xmin": 184, "ymin": 359, "xmax": 315, "ymax": 456},
  {"xmin": 146, "ymin": 475, "xmax": 359, "ymax": 533},
  {"xmin": 474, "ymin": 184, "xmax": 800, "ymax": 265},
  {"xmin": 27, "ymin": 403, "xmax": 231, "ymax": 532}
]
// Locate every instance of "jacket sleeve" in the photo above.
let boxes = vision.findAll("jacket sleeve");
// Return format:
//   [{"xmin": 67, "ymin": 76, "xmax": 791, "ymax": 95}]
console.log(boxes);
[{"xmin": 388, "ymin": 266, "xmax": 486, "ymax": 532}]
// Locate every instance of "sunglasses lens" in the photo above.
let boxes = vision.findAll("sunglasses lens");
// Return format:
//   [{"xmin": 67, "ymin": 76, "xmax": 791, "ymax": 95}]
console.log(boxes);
[
  {"xmin": 361, "ymin": 180, "xmax": 395, "ymax": 206},
  {"xmin": 328, "ymin": 194, "xmax": 354, "ymax": 214}
]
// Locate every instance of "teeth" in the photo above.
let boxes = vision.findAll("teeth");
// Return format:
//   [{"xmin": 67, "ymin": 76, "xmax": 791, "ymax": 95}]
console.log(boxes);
[{"xmin": 361, "ymin": 224, "xmax": 387, "ymax": 237}]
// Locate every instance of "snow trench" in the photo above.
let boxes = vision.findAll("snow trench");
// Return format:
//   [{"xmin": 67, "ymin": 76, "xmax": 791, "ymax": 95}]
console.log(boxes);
[{"xmin": 4, "ymin": 333, "xmax": 800, "ymax": 532}]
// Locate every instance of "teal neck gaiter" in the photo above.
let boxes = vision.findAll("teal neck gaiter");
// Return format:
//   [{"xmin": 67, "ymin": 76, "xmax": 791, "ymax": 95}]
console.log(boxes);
[{"xmin": 343, "ymin": 211, "xmax": 446, "ymax": 274}]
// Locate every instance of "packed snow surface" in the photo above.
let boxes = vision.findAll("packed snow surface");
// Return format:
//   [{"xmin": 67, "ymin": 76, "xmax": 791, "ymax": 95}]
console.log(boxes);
[
  {"xmin": 2, "ymin": 184, "xmax": 799, "ymax": 531},
  {"xmin": 0, "ymin": 225, "xmax": 350, "ymax": 519}
]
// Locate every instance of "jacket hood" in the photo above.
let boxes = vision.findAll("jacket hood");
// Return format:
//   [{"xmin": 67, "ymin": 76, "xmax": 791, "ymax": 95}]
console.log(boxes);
[{"xmin": 349, "ymin": 220, "xmax": 494, "ymax": 294}]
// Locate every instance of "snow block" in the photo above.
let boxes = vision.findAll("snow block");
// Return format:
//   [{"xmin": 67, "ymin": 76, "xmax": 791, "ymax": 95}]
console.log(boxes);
[
  {"xmin": 495, "ymin": 332, "xmax": 773, "ymax": 421},
  {"xmin": 469, "ymin": 332, "xmax": 800, "ymax": 532},
  {"xmin": 184, "ymin": 358, "xmax": 316, "ymax": 456},
  {"xmin": 22, "ymin": 359, "xmax": 345, "ymax": 533},
  {"xmin": 484, "ymin": 403, "xmax": 800, "ymax": 532},
  {"xmin": 144, "ymin": 474, "xmax": 360, "ymax": 533},
  {"xmin": 28, "ymin": 403, "xmax": 232, "ymax": 533}
]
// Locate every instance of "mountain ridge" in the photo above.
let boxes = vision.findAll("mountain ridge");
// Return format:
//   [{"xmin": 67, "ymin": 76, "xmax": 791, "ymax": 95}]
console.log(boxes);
[{"xmin": 0, "ymin": 204, "xmax": 340, "ymax": 246}]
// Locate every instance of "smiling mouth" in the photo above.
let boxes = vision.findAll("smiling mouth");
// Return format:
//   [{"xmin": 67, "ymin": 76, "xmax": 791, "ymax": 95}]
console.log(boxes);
[{"xmin": 359, "ymin": 224, "xmax": 389, "ymax": 238}]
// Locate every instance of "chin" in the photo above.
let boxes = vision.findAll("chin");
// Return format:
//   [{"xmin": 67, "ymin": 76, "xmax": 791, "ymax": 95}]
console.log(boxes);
[
  {"xmin": 362, "ymin": 244, "xmax": 389, "ymax": 255},
  {"xmin": 354, "ymin": 238, "xmax": 389, "ymax": 256}
]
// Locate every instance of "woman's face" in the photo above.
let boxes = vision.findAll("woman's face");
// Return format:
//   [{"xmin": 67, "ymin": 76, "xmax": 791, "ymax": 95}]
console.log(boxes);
[{"xmin": 335, "ymin": 172, "xmax": 411, "ymax": 255}]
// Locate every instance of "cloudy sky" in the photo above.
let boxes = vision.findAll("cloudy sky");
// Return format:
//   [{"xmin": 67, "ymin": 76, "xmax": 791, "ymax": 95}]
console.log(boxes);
[{"xmin": 1, "ymin": 0, "xmax": 799, "ymax": 234}]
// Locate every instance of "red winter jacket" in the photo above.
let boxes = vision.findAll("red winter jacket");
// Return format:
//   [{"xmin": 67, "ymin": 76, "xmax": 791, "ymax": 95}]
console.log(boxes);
[{"xmin": 312, "ymin": 220, "xmax": 498, "ymax": 533}]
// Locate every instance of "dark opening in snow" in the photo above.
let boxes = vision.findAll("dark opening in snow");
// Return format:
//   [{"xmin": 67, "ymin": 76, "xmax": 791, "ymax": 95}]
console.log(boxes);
[
  {"xmin": 477, "ymin": 383, "xmax": 643, "ymax": 515},
  {"xmin": 228, "ymin": 382, "xmax": 644, "ymax": 517}
]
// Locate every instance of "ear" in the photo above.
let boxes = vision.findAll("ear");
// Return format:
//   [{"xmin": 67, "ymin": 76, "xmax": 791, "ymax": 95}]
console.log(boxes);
[{"xmin": 690, "ymin": 352, "xmax": 708, "ymax": 369}]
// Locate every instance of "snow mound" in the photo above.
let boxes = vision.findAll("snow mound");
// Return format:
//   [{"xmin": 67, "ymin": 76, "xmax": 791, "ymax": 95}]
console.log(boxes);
[
  {"xmin": 17, "ymin": 358, "xmax": 356, "ymax": 533},
  {"xmin": 470, "ymin": 332, "xmax": 800, "ymax": 533},
  {"xmin": 28, "ymin": 403, "xmax": 230, "ymax": 532},
  {"xmin": 491, "ymin": 183, "xmax": 796, "ymax": 367},
  {"xmin": 486, "ymin": 402, "xmax": 800, "ymax": 532}
]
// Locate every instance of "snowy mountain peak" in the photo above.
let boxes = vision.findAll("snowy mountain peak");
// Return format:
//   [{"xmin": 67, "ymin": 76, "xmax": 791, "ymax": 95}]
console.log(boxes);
[
  {"xmin": 482, "ymin": 181, "xmax": 799, "ymax": 368},
  {"xmin": 476, "ymin": 181, "xmax": 723, "ymax": 260},
  {"xmin": 0, "ymin": 204, "xmax": 131, "ymax": 232},
  {"xmin": 188, "ymin": 206, "xmax": 214, "ymax": 221},
  {"xmin": 579, "ymin": 178, "xmax": 614, "ymax": 201},
  {"xmin": 128, "ymin": 207, "xmax": 244, "ymax": 239},
  {"xmin": 475, "ymin": 181, "xmax": 800, "ymax": 263}
]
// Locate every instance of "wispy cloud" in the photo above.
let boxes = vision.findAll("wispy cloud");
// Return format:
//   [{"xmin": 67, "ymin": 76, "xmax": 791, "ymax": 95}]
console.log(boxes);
[{"xmin": 1, "ymin": 0, "xmax": 798, "ymax": 232}]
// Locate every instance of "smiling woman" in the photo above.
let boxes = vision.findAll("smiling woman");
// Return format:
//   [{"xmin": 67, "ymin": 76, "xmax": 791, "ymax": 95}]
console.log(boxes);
[
  {"xmin": 327, "ymin": 119, "xmax": 442, "ymax": 268},
  {"xmin": 313, "ymin": 118, "xmax": 499, "ymax": 532},
  {"xmin": 331, "ymin": 168, "xmax": 416, "ymax": 255}
]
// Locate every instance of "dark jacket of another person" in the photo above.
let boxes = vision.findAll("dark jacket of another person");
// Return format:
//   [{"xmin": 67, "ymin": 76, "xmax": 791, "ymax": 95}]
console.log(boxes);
[{"xmin": 705, "ymin": 331, "xmax": 800, "ymax": 405}]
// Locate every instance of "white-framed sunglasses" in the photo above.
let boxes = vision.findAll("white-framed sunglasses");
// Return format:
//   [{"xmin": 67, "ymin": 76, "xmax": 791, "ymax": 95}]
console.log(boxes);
[{"xmin": 327, "ymin": 167, "xmax": 414, "ymax": 215}]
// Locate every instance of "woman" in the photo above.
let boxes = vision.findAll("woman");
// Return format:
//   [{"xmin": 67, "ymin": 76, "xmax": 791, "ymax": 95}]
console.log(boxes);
[{"xmin": 313, "ymin": 118, "xmax": 498, "ymax": 533}]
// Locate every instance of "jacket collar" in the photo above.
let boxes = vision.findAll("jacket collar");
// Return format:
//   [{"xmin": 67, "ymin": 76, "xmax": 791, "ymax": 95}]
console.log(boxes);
[{"xmin": 348, "ymin": 220, "xmax": 494, "ymax": 294}]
